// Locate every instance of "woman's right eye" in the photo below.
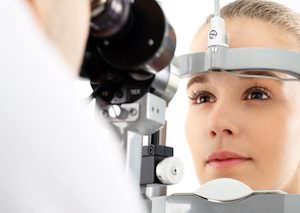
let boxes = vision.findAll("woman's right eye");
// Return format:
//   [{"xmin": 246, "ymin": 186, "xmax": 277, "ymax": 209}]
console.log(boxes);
[{"xmin": 188, "ymin": 91, "xmax": 216, "ymax": 105}]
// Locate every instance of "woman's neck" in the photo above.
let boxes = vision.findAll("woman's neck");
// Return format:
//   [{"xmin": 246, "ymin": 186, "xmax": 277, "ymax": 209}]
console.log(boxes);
[{"xmin": 280, "ymin": 164, "xmax": 300, "ymax": 194}]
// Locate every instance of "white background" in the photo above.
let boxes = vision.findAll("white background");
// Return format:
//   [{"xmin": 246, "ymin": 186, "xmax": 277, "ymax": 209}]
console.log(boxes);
[{"xmin": 75, "ymin": 0, "xmax": 300, "ymax": 194}]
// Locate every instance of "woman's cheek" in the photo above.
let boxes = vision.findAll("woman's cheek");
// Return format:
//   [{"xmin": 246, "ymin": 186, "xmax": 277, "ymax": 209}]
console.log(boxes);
[
  {"xmin": 186, "ymin": 110, "xmax": 199, "ymax": 149},
  {"xmin": 186, "ymin": 110, "xmax": 206, "ymax": 156},
  {"xmin": 186, "ymin": 108, "xmax": 208, "ymax": 139},
  {"xmin": 245, "ymin": 101, "xmax": 293, "ymax": 180}
]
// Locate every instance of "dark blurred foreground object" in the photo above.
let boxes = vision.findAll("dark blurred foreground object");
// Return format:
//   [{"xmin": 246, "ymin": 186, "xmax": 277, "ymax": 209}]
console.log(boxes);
[{"xmin": 81, "ymin": 0, "xmax": 176, "ymax": 105}]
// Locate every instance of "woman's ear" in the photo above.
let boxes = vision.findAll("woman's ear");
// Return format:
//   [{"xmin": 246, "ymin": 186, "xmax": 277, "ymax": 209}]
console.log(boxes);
[
  {"xmin": 22, "ymin": 0, "xmax": 91, "ymax": 71},
  {"xmin": 24, "ymin": 0, "xmax": 46, "ymax": 27}
]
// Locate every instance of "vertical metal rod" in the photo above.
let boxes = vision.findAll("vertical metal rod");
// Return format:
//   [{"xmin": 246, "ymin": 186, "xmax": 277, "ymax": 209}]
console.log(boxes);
[
  {"xmin": 125, "ymin": 130, "xmax": 143, "ymax": 184},
  {"xmin": 143, "ymin": 184, "xmax": 167, "ymax": 198},
  {"xmin": 149, "ymin": 123, "xmax": 167, "ymax": 146},
  {"xmin": 214, "ymin": 0, "xmax": 220, "ymax": 16},
  {"xmin": 159, "ymin": 122, "xmax": 167, "ymax": 146},
  {"xmin": 150, "ymin": 131, "xmax": 160, "ymax": 145},
  {"xmin": 144, "ymin": 123, "xmax": 168, "ymax": 198}
]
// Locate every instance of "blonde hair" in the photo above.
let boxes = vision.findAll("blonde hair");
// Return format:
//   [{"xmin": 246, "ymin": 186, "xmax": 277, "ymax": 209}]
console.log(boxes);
[{"xmin": 203, "ymin": 0, "xmax": 300, "ymax": 44}]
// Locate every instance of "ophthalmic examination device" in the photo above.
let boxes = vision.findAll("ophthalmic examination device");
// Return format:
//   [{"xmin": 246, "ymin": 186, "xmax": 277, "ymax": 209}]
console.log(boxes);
[{"xmin": 80, "ymin": 0, "xmax": 300, "ymax": 212}]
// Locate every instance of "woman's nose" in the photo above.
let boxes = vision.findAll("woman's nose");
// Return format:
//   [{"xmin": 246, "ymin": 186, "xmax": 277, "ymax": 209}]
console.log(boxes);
[
  {"xmin": 208, "ymin": 101, "xmax": 239, "ymax": 138},
  {"xmin": 210, "ymin": 129, "xmax": 233, "ymax": 137}
]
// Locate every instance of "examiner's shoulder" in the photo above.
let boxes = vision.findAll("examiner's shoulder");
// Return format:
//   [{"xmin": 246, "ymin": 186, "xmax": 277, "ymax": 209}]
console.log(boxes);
[{"xmin": 0, "ymin": 1, "xmax": 145, "ymax": 212}]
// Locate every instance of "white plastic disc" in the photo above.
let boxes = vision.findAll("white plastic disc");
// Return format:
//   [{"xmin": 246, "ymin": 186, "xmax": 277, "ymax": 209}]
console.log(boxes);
[
  {"xmin": 195, "ymin": 178, "xmax": 253, "ymax": 202},
  {"xmin": 156, "ymin": 157, "xmax": 184, "ymax": 185}
]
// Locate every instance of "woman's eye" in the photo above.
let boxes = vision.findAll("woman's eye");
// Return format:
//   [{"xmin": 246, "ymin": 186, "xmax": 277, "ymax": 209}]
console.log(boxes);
[
  {"xmin": 189, "ymin": 91, "xmax": 216, "ymax": 105},
  {"xmin": 244, "ymin": 87, "xmax": 270, "ymax": 101}
]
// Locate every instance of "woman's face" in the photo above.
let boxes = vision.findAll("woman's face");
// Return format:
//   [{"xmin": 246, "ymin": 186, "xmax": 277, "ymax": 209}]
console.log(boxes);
[{"xmin": 186, "ymin": 17, "xmax": 300, "ymax": 192}]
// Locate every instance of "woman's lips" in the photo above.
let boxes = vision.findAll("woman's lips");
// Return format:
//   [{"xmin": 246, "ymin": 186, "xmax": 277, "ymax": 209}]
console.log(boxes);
[{"xmin": 206, "ymin": 151, "xmax": 252, "ymax": 169}]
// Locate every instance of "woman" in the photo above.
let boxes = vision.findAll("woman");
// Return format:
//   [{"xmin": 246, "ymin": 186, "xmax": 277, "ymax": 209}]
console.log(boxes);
[{"xmin": 186, "ymin": 0, "xmax": 300, "ymax": 193}]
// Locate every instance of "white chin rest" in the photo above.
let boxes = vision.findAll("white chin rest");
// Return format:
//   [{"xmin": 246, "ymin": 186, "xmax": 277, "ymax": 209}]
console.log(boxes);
[{"xmin": 195, "ymin": 178, "xmax": 253, "ymax": 202}]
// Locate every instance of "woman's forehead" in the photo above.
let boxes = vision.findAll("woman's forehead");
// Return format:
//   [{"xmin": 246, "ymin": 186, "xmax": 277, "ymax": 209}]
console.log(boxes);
[
  {"xmin": 192, "ymin": 17, "xmax": 299, "ymax": 52},
  {"xmin": 186, "ymin": 70, "xmax": 294, "ymax": 90}
]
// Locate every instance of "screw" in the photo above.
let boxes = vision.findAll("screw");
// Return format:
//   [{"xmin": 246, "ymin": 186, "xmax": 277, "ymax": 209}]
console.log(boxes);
[
  {"xmin": 148, "ymin": 146, "xmax": 154, "ymax": 154},
  {"xmin": 103, "ymin": 40, "xmax": 110, "ymax": 46},
  {"xmin": 148, "ymin": 39, "xmax": 154, "ymax": 46},
  {"xmin": 129, "ymin": 108, "xmax": 137, "ymax": 116},
  {"xmin": 171, "ymin": 166, "xmax": 178, "ymax": 176},
  {"xmin": 108, "ymin": 105, "xmax": 122, "ymax": 118},
  {"xmin": 209, "ymin": 30, "xmax": 218, "ymax": 39},
  {"xmin": 115, "ymin": 90, "xmax": 123, "ymax": 99}
]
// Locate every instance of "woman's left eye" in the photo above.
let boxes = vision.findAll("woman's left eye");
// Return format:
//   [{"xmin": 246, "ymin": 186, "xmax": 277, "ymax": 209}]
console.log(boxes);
[{"xmin": 244, "ymin": 87, "xmax": 271, "ymax": 101}]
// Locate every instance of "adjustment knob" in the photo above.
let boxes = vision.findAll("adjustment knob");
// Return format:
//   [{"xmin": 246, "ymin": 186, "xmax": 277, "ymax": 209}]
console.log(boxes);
[
  {"xmin": 108, "ymin": 105, "xmax": 122, "ymax": 118},
  {"xmin": 156, "ymin": 157, "xmax": 184, "ymax": 185}
]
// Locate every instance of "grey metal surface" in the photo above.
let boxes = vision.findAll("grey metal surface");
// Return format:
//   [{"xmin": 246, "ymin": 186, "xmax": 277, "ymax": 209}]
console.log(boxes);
[
  {"xmin": 125, "ymin": 131, "xmax": 143, "ymax": 184},
  {"xmin": 158, "ymin": 124, "xmax": 167, "ymax": 146},
  {"xmin": 214, "ymin": 0, "xmax": 220, "ymax": 16},
  {"xmin": 151, "ymin": 193, "xmax": 300, "ymax": 213},
  {"xmin": 142, "ymin": 184, "xmax": 167, "ymax": 199},
  {"xmin": 100, "ymin": 93, "xmax": 166, "ymax": 135},
  {"xmin": 151, "ymin": 66, "xmax": 179, "ymax": 105},
  {"xmin": 285, "ymin": 195, "xmax": 300, "ymax": 212},
  {"xmin": 134, "ymin": 93, "xmax": 166, "ymax": 135},
  {"xmin": 173, "ymin": 47, "xmax": 300, "ymax": 79}
]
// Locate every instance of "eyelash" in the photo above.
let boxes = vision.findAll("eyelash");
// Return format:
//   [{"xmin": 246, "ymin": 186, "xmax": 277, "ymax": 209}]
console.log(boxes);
[
  {"xmin": 189, "ymin": 91, "xmax": 216, "ymax": 105},
  {"xmin": 188, "ymin": 86, "xmax": 272, "ymax": 105}
]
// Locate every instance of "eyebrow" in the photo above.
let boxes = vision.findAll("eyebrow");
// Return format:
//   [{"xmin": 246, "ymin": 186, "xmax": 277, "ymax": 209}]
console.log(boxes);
[{"xmin": 186, "ymin": 71, "xmax": 282, "ymax": 90}]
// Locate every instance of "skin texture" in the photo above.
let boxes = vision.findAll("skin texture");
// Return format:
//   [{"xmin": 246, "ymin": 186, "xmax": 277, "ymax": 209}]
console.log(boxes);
[
  {"xmin": 26, "ymin": 0, "xmax": 90, "ymax": 71},
  {"xmin": 186, "ymin": 17, "xmax": 300, "ymax": 193}
]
